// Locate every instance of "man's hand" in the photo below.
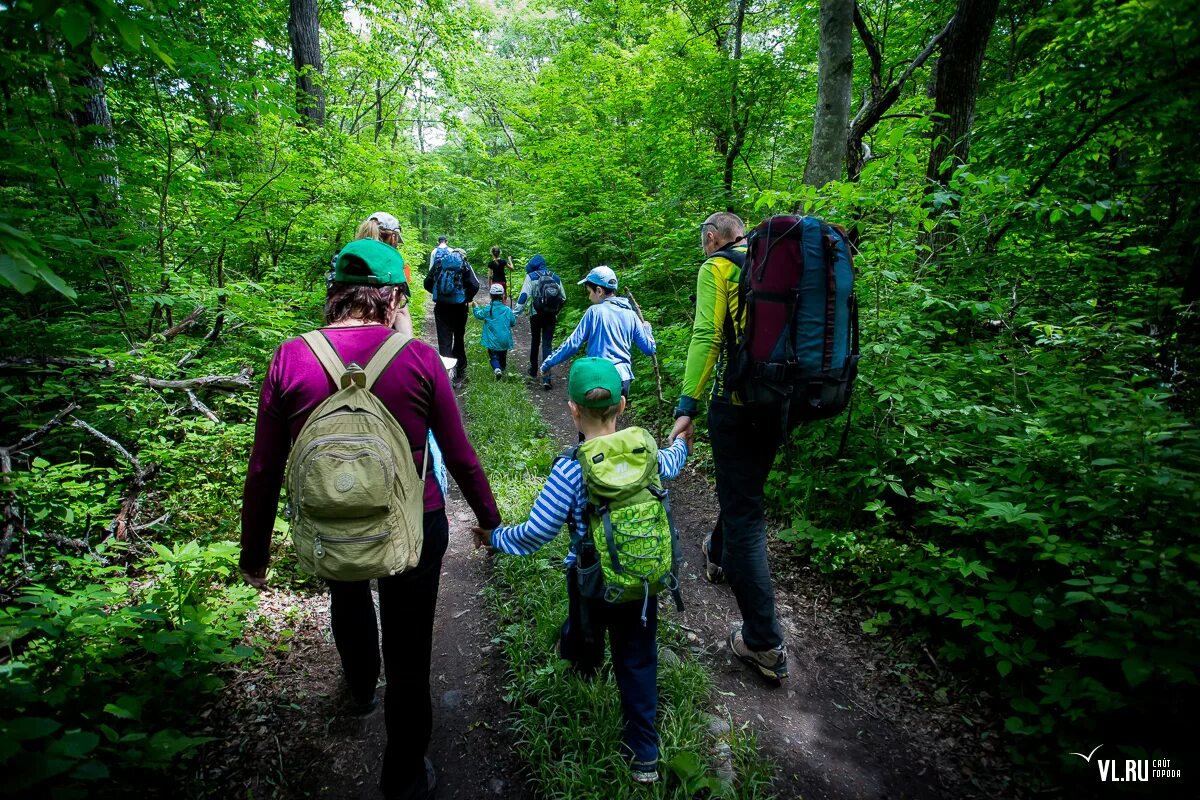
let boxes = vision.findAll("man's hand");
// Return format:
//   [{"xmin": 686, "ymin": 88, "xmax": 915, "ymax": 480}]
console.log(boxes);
[
  {"xmin": 470, "ymin": 526, "xmax": 493, "ymax": 551},
  {"xmin": 669, "ymin": 415, "xmax": 694, "ymax": 451},
  {"xmin": 240, "ymin": 565, "xmax": 268, "ymax": 590}
]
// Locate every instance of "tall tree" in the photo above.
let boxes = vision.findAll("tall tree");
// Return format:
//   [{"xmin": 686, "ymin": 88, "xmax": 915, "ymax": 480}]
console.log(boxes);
[
  {"xmin": 804, "ymin": 0, "xmax": 853, "ymax": 186},
  {"xmin": 924, "ymin": 0, "xmax": 1000, "ymax": 187},
  {"xmin": 288, "ymin": 0, "xmax": 325, "ymax": 127}
]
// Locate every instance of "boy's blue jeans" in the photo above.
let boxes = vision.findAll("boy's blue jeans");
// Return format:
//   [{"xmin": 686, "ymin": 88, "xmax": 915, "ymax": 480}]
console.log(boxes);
[
  {"xmin": 488, "ymin": 349, "xmax": 507, "ymax": 371},
  {"xmin": 559, "ymin": 563, "xmax": 659, "ymax": 768}
]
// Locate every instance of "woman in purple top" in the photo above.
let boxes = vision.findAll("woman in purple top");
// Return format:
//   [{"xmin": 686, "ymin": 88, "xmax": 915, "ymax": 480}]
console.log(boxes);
[{"xmin": 240, "ymin": 239, "xmax": 499, "ymax": 800}]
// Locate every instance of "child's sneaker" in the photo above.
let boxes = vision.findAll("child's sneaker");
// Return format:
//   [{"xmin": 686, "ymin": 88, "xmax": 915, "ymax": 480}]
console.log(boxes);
[
  {"xmin": 494, "ymin": 367, "xmax": 503, "ymax": 380},
  {"xmin": 630, "ymin": 761, "xmax": 659, "ymax": 785},
  {"xmin": 702, "ymin": 534, "xmax": 725, "ymax": 584},
  {"xmin": 729, "ymin": 626, "xmax": 788, "ymax": 683}
]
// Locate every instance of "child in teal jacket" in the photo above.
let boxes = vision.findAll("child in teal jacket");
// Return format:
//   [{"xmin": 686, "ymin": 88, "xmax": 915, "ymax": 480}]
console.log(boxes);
[{"xmin": 473, "ymin": 284, "xmax": 518, "ymax": 378}]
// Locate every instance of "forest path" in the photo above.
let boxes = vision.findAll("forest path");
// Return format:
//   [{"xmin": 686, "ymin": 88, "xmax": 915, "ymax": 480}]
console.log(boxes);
[{"xmin": 513, "ymin": 316, "xmax": 1006, "ymax": 800}]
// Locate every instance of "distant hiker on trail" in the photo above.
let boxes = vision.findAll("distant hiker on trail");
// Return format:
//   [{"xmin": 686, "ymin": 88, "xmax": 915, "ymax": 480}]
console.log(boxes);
[
  {"xmin": 512, "ymin": 254, "xmax": 566, "ymax": 390},
  {"xmin": 424, "ymin": 236, "xmax": 480, "ymax": 385},
  {"xmin": 539, "ymin": 265, "xmax": 656, "ymax": 400},
  {"xmin": 472, "ymin": 283, "xmax": 517, "ymax": 379},
  {"xmin": 472, "ymin": 358, "xmax": 689, "ymax": 786},
  {"xmin": 668, "ymin": 211, "xmax": 790, "ymax": 684},
  {"xmin": 487, "ymin": 245, "xmax": 510, "ymax": 305},
  {"xmin": 240, "ymin": 238, "xmax": 500, "ymax": 800}
]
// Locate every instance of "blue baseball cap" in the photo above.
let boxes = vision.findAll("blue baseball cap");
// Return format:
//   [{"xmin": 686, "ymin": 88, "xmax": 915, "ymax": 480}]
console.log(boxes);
[{"xmin": 578, "ymin": 265, "xmax": 618, "ymax": 290}]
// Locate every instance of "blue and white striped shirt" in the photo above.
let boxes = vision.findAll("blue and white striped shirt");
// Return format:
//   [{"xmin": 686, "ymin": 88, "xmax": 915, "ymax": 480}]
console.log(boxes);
[{"xmin": 491, "ymin": 436, "xmax": 688, "ymax": 565}]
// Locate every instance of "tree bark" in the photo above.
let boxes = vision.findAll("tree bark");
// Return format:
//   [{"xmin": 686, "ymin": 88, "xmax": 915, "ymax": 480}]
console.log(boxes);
[
  {"xmin": 804, "ymin": 0, "xmax": 854, "ymax": 187},
  {"xmin": 288, "ymin": 0, "xmax": 325, "ymax": 128},
  {"xmin": 924, "ymin": 0, "xmax": 1000, "ymax": 187},
  {"xmin": 721, "ymin": 0, "xmax": 750, "ymax": 210}
]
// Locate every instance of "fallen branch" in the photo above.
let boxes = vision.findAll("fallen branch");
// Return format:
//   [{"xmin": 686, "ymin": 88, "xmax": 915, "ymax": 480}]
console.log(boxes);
[
  {"xmin": 106, "ymin": 462, "xmax": 159, "ymax": 542},
  {"xmin": 176, "ymin": 311, "xmax": 225, "ymax": 370},
  {"xmin": 1, "ymin": 403, "xmax": 83, "ymax": 561},
  {"xmin": 70, "ymin": 416, "xmax": 139, "ymax": 468},
  {"xmin": 131, "ymin": 366, "xmax": 253, "ymax": 392},
  {"xmin": 160, "ymin": 305, "xmax": 206, "ymax": 341},
  {"xmin": 186, "ymin": 389, "xmax": 220, "ymax": 423},
  {"xmin": 624, "ymin": 290, "xmax": 666, "ymax": 404}
]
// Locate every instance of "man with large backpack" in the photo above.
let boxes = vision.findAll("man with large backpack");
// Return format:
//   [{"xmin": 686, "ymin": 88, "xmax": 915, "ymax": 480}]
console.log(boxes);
[
  {"xmin": 424, "ymin": 236, "xmax": 479, "ymax": 385},
  {"xmin": 668, "ymin": 211, "xmax": 859, "ymax": 685},
  {"xmin": 513, "ymin": 254, "xmax": 566, "ymax": 390}
]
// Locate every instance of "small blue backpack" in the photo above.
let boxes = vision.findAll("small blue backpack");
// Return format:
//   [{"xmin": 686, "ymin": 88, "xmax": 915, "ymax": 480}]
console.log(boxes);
[{"xmin": 433, "ymin": 250, "xmax": 466, "ymax": 304}]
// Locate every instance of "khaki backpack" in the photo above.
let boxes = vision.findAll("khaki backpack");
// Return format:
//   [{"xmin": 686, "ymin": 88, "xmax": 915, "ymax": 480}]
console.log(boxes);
[{"xmin": 286, "ymin": 331, "xmax": 427, "ymax": 581}]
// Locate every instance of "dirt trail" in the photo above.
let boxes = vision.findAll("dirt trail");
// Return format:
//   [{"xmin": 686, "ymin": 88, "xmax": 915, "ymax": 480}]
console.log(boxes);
[
  {"xmin": 516, "ymin": 317, "xmax": 1011, "ymax": 800},
  {"xmin": 190, "ymin": 312, "xmax": 530, "ymax": 800}
]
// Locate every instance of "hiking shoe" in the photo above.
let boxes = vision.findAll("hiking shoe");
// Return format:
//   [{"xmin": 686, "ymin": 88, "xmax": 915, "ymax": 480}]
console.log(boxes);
[
  {"xmin": 542, "ymin": 380, "xmax": 552, "ymax": 391},
  {"xmin": 729, "ymin": 626, "xmax": 788, "ymax": 683},
  {"xmin": 702, "ymin": 535, "xmax": 725, "ymax": 584},
  {"xmin": 494, "ymin": 367, "xmax": 503, "ymax": 380},
  {"xmin": 630, "ymin": 761, "xmax": 659, "ymax": 785},
  {"xmin": 346, "ymin": 694, "xmax": 378, "ymax": 716}
]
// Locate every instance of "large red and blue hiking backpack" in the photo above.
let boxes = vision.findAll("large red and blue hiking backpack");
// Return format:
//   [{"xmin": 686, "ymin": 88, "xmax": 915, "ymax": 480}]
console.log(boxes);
[{"xmin": 729, "ymin": 215, "xmax": 860, "ymax": 427}]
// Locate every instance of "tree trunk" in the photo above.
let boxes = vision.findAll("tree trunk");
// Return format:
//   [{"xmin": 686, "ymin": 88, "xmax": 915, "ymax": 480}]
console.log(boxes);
[
  {"xmin": 288, "ymin": 0, "xmax": 325, "ymax": 128},
  {"xmin": 924, "ymin": 0, "xmax": 1000, "ymax": 187},
  {"xmin": 804, "ymin": 0, "xmax": 854, "ymax": 187},
  {"xmin": 721, "ymin": 0, "xmax": 750, "ymax": 210}
]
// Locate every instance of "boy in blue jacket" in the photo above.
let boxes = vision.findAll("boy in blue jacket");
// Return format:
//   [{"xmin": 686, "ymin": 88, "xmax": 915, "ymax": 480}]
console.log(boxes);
[
  {"xmin": 473, "ymin": 358, "xmax": 690, "ymax": 785},
  {"xmin": 539, "ymin": 265, "xmax": 655, "ymax": 398},
  {"xmin": 473, "ymin": 284, "xmax": 518, "ymax": 379}
]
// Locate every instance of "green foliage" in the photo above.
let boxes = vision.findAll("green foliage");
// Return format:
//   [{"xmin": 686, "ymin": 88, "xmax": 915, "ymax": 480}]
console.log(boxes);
[{"xmin": 0, "ymin": 541, "xmax": 255, "ymax": 794}]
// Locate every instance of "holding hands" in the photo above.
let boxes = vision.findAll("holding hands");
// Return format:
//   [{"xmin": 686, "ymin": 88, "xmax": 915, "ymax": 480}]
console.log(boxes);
[
  {"xmin": 471, "ymin": 526, "xmax": 493, "ymax": 551},
  {"xmin": 669, "ymin": 415, "xmax": 694, "ymax": 452}
]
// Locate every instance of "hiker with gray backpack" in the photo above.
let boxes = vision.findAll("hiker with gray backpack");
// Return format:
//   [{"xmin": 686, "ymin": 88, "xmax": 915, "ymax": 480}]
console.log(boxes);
[
  {"xmin": 472, "ymin": 358, "xmax": 689, "ymax": 786},
  {"xmin": 512, "ymin": 254, "xmax": 566, "ymax": 389},
  {"xmin": 240, "ymin": 239, "xmax": 500, "ymax": 800},
  {"xmin": 669, "ymin": 212, "xmax": 859, "ymax": 685}
]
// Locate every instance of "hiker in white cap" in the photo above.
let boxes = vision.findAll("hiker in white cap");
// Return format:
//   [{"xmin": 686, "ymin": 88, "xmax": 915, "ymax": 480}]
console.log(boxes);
[{"xmin": 539, "ymin": 265, "xmax": 655, "ymax": 399}]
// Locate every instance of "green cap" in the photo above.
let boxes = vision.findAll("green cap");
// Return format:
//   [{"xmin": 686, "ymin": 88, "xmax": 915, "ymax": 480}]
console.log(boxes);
[
  {"xmin": 568, "ymin": 358, "xmax": 623, "ymax": 408},
  {"xmin": 333, "ymin": 239, "xmax": 407, "ymax": 286}
]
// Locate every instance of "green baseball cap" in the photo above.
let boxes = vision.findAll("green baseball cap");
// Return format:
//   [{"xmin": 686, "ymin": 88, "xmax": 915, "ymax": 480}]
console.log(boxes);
[
  {"xmin": 333, "ymin": 239, "xmax": 407, "ymax": 286},
  {"xmin": 568, "ymin": 358, "xmax": 623, "ymax": 408}
]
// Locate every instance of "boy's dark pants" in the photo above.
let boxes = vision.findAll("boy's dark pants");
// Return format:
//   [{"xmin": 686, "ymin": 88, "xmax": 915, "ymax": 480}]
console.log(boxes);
[
  {"xmin": 433, "ymin": 302, "xmax": 468, "ymax": 375},
  {"xmin": 488, "ymin": 349, "xmax": 507, "ymax": 371},
  {"xmin": 528, "ymin": 311, "xmax": 557, "ymax": 383},
  {"xmin": 327, "ymin": 510, "xmax": 449, "ymax": 800},
  {"xmin": 707, "ymin": 399, "xmax": 786, "ymax": 651},
  {"xmin": 559, "ymin": 563, "xmax": 659, "ymax": 767}
]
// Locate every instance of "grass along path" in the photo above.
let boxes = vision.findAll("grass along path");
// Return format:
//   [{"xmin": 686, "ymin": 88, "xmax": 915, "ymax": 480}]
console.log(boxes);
[{"xmin": 458, "ymin": 331, "xmax": 775, "ymax": 800}]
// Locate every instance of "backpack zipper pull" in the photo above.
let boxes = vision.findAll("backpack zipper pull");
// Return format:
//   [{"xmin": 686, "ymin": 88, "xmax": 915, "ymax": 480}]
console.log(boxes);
[{"xmin": 313, "ymin": 536, "xmax": 325, "ymax": 559}]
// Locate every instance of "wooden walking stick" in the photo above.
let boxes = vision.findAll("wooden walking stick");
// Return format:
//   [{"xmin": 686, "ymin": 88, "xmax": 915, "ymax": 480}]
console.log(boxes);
[{"xmin": 625, "ymin": 289, "xmax": 666, "ymax": 404}]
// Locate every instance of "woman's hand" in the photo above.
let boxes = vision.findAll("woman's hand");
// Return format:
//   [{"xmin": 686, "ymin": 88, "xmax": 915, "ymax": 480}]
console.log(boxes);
[
  {"xmin": 470, "ymin": 526, "xmax": 493, "ymax": 550},
  {"xmin": 240, "ymin": 565, "xmax": 268, "ymax": 590}
]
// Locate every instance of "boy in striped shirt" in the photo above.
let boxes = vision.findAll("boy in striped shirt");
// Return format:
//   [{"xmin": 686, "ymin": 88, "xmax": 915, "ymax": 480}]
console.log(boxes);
[{"xmin": 473, "ymin": 358, "xmax": 689, "ymax": 784}]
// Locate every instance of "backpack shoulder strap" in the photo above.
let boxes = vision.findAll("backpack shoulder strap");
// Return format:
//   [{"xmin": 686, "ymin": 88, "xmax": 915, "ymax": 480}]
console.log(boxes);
[
  {"xmin": 708, "ymin": 245, "xmax": 747, "ymax": 269},
  {"xmin": 363, "ymin": 332, "xmax": 414, "ymax": 390},
  {"xmin": 301, "ymin": 331, "xmax": 347, "ymax": 385}
]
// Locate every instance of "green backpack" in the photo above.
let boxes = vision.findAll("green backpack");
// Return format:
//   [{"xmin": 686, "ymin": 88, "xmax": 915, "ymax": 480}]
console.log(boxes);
[
  {"xmin": 568, "ymin": 427, "xmax": 684, "ymax": 622},
  {"xmin": 286, "ymin": 331, "xmax": 428, "ymax": 582}
]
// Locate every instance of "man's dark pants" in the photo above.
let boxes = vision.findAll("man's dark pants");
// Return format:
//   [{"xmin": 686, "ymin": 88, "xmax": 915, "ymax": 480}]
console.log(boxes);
[
  {"xmin": 707, "ymin": 399, "xmax": 785, "ymax": 651},
  {"xmin": 558, "ymin": 562, "xmax": 659, "ymax": 768},
  {"xmin": 327, "ymin": 510, "xmax": 449, "ymax": 800},
  {"xmin": 433, "ymin": 302, "xmax": 468, "ymax": 376},
  {"xmin": 529, "ymin": 311, "xmax": 558, "ymax": 384}
]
